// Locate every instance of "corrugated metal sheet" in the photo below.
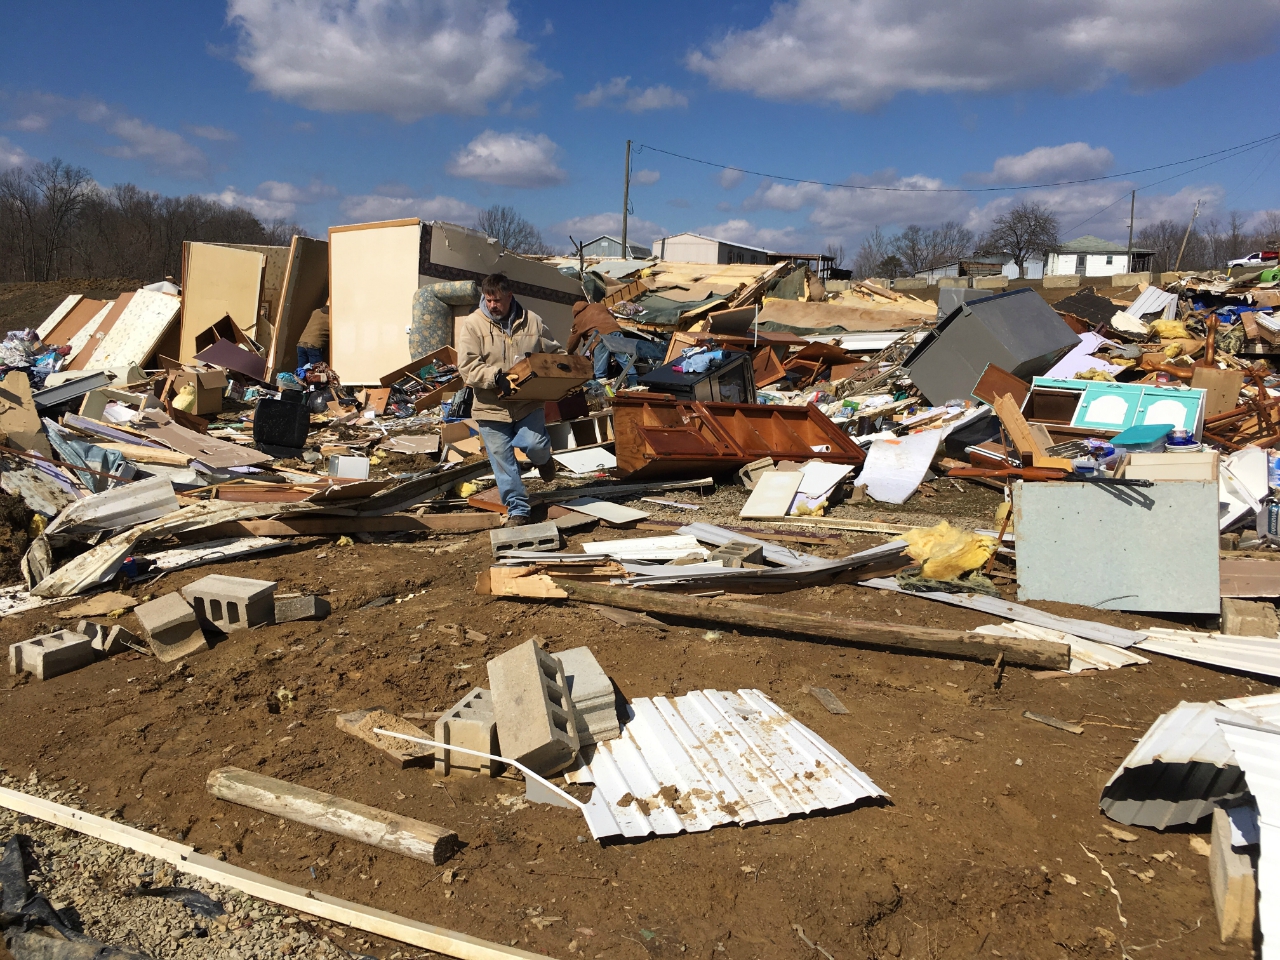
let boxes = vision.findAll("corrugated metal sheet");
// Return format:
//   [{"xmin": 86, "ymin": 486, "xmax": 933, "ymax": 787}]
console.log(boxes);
[
  {"xmin": 678, "ymin": 521, "xmax": 819, "ymax": 567},
  {"xmin": 619, "ymin": 542, "xmax": 906, "ymax": 592},
  {"xmin": 971, "ymin": 622, "xmax": 1149, "ymax": 672},
  {"xmin": 1138, "ymin": 628, "xmax": 1280, "ymax": 681},
  {"xmin": 1216, "ymin": 719, "xmax": 1280, "ymax": 958},
  {"xmin": 1219, "ymin": 692, "xmax": 1280, "ymax": 725},
  {"xmin": 1100, "ymin": 701, "xmax": 1248, "ymax": 829},
  {"xmin": 569, "ymin": 688, "xmax": 883, "ymax": 840},
  {"xmin": 860, "ymin": 578, "xmax": 1144, "ymax": 648},
  {"xmin": 1123, "ymin": 286, "xmax": 1178, "ymax": 320}
]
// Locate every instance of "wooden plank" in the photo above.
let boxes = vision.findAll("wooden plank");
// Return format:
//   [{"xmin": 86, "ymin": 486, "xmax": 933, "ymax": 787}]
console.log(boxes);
[
  {"xmin": 96, "ymin": 442, "xmax": 192, "ymax": 466},
  {"xmin": 549, "ymin": 581, "xmax": 1071, "ymax": 669},
  {"xmin": 992, "ymin": 393, "xmax": 1073, "ymax": 470},
  {"xmin": 972, "ymin": 363, "xmax": 1030, "ymax": 407},
  {"xmin": 0, "ymin": 785, "xmax": 548, "ymax": 960},
  {"xmin": 336, "ymin": 709, "xmax": 434, "ymax": 768},
  {"xmin": 804, "ymin": 685, "xmax": 849, "ymax": 714},
  {"xmin": 480, "ymin": 565, "xmax": 568, "ymax": 598},
  {"xmin": 200, "ymin": 513, "xmax": 500, "ymax": 537},
  {"xmin": 636, "ymin": 519, "xmax": 837, "ymax": 545},
  {"xmin": 207, "ymin": 766, "xmax": 457, "ymax": 865}
]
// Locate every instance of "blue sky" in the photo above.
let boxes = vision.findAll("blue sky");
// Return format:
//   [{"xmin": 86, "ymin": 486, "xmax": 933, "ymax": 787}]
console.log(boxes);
[{"xmin": 3, "ymin": 0, "xmax": 1280, "ymax": 256}]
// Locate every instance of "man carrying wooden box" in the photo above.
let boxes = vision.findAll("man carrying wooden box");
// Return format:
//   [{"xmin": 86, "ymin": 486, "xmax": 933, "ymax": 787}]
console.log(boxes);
[{"xmin": 457, "ymin": 273, "xmax": 561, "ymax": 527}]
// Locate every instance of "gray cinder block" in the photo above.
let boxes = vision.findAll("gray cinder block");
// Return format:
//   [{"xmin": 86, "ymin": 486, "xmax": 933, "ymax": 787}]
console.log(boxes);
[
  {"xmin": 134, "ymin": 592, "xmax": 208, "ymax": 662},
  {"xmin": 10, "ymin": 630, "xmax": 96, "ymax": 680},
  {"xmin": 1221, "ymin": 598, "xmax": 1279, "ymax": 638},
  {"xmin": 556, "ymin": 646, "xmax": 620, "ymax": 744},
  {"xmin": 487, "ymin": 639, "xmax": 580, "ymax": 776},
  {"xmin": 274, "ymin": 594, "xmax": 330, "ymax": 623},
  {"xmin": 489, "ymin": 521, "xmax": 561, "ymax": 560},
  {"xmin": 709, "ymin": 540, "xmax": 764, "ymax": 568},
  {"xmin": 180, "ymin": 575, "xmax": 276, "ymax": 632},
  {"xmin": 102, "ymin": 623, "xmax": 140, "ymax": 655},
  {"xmin": 434, "ymin": 688, "xmax": 501, "ymax": 777}
]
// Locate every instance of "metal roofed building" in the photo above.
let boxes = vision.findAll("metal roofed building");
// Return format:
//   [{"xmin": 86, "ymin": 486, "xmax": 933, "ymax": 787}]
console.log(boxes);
[
  {"xmin": 914, "ymin": 253, "xmax": 1045, "ymax": 283},
  {"xmin": 1046, "ymin": 235, "xmax": 1153, "ymax": 278},
  {"xmin": 579, "ymin": 235, "xmax": 652, "ymax": 259},
  {"xmin": 653, "ymin": 232, "xmax": 773, "ymax": 267}
]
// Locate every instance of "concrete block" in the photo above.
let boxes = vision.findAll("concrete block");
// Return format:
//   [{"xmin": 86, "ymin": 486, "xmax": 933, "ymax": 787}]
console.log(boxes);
[
  {"xmin": 709, "ymin": 540, "xmax": 765, "ymax": 568},
  {"xmin": 891, "ymin": 278, "xmax": 927, "ymax": 290},
  {"xmin": 1160, "ymin": 272, "xmax": 1183, "ymax": 285},
  {"xmin": 937, "ymin": 276, "xmax": 970, "ymax": 288},
  {"xmin": 972, "ymin": 275, "xmax": 1009, "ymax": 290},
  {"xmin": 102, "ymin": 624, "xmax": 140, "ymax": 655},
  {"xmin": 1221, "ymin": 598, "xmax": 1279, "ymax": 638},
  {"xmin": 180, "ymin": 574, "xmax": 276, "ymax": 632},
  {"xmin": 75, "ymin": 619, "xmax": 105, "ymax": 649},
  {"xmin": 555, "ymin": 646, "xmax": 620, "ymax": 744},
  {"xmin": 1210, "ymin": 806, "xmax": 1257, "ymax": 941},
  {"xmin": 487, "ymin": 639, "xmax": 580, "ymax": 776},
  {"xmin": 489, "ymin": 521, "xmax": 561, "ymax": 559},
  {"xmin": 434, "ymin": 688, "xmax": 501, "ymax": 777},
  {"xmin": 9, "ymin": 630, "xmax": 95, "ymax": 680},
  {"xmin": 134, "ymin": 592, "xmax": 208, "ymax": 663},
  {"xmin": 1043, "ymin": 274, "xmax": 1081, "ymax": 289},
  {"xmin": 274, "ymin": 594, "xmax": 331, "ymax": 623},
  {"xmin": 1111, "ymin": 272, "xmax": 1152, "ymax": 287}
]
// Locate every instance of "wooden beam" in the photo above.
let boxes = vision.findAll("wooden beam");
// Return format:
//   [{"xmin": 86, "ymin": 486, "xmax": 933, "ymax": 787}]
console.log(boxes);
[
  {"xmin": 0, "ymin": 785, "xmax": 548, "ymax": 960},
  {"xmin": 548, "ymin": 581, "xmax": 1070, "ymax": 669},
  {"xmin": 207, "ymin": 766, "xmax": 458, "ymax": 866},
  {"xmin": 199, "ymin": 513, "xmax": 500, "ymax": 538}
]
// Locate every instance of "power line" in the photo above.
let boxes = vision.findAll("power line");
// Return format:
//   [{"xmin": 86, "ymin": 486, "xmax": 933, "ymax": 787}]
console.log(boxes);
[{"xmin": 634, "ymin": 131, "xmax": 1280, "ymax": 194}]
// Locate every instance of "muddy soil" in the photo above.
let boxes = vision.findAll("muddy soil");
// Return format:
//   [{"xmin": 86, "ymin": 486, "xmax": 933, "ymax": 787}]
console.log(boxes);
[{"xmin": 0, "ymin": 481, "xmax": 1263, "ymax": 960}]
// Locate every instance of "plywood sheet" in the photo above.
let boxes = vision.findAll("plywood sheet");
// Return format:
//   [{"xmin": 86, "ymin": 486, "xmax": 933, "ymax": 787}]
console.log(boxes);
[
  {"xmin": 329, "ymin": 221, "xmax": 422, "ymax": 384},
  {"xmin": 226, "ymin": 243, "xmax": 290, "ymax": 344},
  {"xmin": 60, "ymin": 301, "xmax": 112, "ymax": 361},
  {"xmin": 65, "ymin": 294, "xmax": 133, "ymax": 371},
  {"xmin": 180, "ymin": 242, "xmax": 265, "ymax": 363},
  {"xmin": 39, "ymin": 296, "xmax": 94, "ymax": 344},
  {"xmin": 739, "ymin": 471, "xmax": 803, "ymax": 518},
  {"xmin": 267, "ymin": 236, "xmax": 329, "ymax": 380},
  {"xmin": 82, "ymin": 291, "xmax": 180, "ymax": 369}
]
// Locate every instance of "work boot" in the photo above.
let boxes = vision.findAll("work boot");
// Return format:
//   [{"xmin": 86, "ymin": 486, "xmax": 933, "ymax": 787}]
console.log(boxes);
[
  {"xmin": 537, "ymin": 459, "xmax": 556, "ymax": 481},
  {"xmin": 504, "ymin": 513, "xmax": 531, "ymax": 528}
]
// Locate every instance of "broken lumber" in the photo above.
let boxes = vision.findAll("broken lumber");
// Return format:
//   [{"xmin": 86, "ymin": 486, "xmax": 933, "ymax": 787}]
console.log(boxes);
[
  {"xmin": 548, "ymin": 581, "xmax": 1071, "ymax": 669},
  {"xmin": 206, "ymin": 766, "xmax": 458, "ymax": 865},
  {"xmin": 198, "ymin": 512, "xmax": 501, "ymax": 538},
  {"xmin": 0, "ymin": 785, "xmax": 548, "ymax": 960},
  {"xmin": 336, "ymin": 709, "xmax": 435, "ymax": 768},
  {"xmin": 477, "ymin": 565, "xmax": 568, "ymax": 598}
]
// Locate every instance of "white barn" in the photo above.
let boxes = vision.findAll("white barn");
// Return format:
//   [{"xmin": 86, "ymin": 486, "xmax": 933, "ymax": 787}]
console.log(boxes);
[{"xmin": 653, "ymin": 232, "xmax": 772, "ymax": 265}]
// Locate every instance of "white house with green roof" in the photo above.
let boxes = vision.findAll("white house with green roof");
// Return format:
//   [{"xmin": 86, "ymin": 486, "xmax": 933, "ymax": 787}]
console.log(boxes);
[{"xmin": 1045, "ymin": 235, "xmax": 1153, "ymax": 277}]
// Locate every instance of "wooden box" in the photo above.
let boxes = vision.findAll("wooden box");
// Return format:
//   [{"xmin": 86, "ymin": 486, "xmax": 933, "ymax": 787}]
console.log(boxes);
[{"xmin": 506, "ymin": 353, "xmax": 593, "ymax": 401}]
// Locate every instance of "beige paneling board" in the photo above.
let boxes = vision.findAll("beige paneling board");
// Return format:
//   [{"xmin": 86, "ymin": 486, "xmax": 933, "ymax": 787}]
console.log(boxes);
[
  {"xmin": 226, "ymin": 243, "xmax": 290, "ymax": 344},
  {"xmin": 329, "ymin": 221, "xmax": 421, "ymax": 384},
  {"xmin": 267, "ymin": 236, "xmax": 329, "ymax": 380},
  {"xmin": 83, "ymin": 290, "xmax": 181, "ymax": 369},
  {"xmin": 45, "ymin": 298, "xmax": 108, "ymax": 349},
  {"xmin": 36, "ymin": 295, "xmax": 83, "ymax": 340},
  {"xmin": 65, "ymin": 301, "xmax": 114, "ymax": 363},
  {"xmin": 180, "ymin": 242, "xmax": 265, "ymax": 363},
  {"xmin": 66, "ymin": 294, "xmax": 133, "ymax": 371}
]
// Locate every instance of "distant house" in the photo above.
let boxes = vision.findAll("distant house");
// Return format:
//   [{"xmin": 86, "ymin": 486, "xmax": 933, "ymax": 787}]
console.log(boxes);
[
  {"xmin": 1046, "ymin": 236, "xmax": 1152, "ymax": 277},
  {"xmin": 579, "ymin": 235, "xmax": 651, "ymax": 259},
  {"xmin": 914, "ymin": 253, "xmax": 1044, "ymax": 283},
  {"xmin": 652, "ymin": 232, "xmax": 772, "ymax": 266}
]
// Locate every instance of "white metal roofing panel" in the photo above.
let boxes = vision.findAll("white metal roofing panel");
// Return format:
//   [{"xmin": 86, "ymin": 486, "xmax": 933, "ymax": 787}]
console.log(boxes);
[
  {"xmin": 1124, "ymin": 286, "xmax": 1178, "ymax": 320},
  {"xmin": 677, "ymin": 522, "xmax": 819, "ymax": 567},
  {"xmin": 971, "ymin": 622, "xmax": 1149, "ymax": 672},
  {"xmin": 579, "ymin": 535, "xmax": 707, "ymax": 560},
  {"xmin": 575, "ymin": 689, "xmax": 883, "ymax": 840},
  {"xmin": 1138, "ymin": 628, "xmax": 1280, "ymax": 681},
  {"xmin": 1219, "ymin": 692, "xmax": 1280, "ymax": 725},
  {"xmin": 1216, "ymin": 719, "xmax": 1280, "ymax": 959}
]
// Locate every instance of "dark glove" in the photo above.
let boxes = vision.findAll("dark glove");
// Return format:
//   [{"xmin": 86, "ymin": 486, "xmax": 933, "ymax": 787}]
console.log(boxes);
[{"xmin": 495, "ymin": 371, "xmax": 513, "ymax": 398}]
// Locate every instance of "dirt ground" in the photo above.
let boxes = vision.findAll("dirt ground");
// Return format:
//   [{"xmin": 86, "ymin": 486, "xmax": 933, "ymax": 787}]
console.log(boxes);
[
  {"xmin": 0, "ymin": 479, "xmax": 1266, "ymax": 960},
  {"xmin": 0, "ymin": 278, "xmax": 145, "ymax": 335}
]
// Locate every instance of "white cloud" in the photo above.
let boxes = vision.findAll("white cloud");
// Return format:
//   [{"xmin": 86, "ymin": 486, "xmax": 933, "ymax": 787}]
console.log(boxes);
[
  {"xmin": 227, "ymin": 0, "xmax": 551, "ymax": 120},
  {"xmin": 976, "ymin": 142, "xmax": 1113, "ymax": 184},
  {"xmin": 633, "ymin": 168, "xmax": 660, "ymax": 186},
  {"xmin": 688, "ymin": 0, "xmax": 1280, "ymax": 109},
  {"xmin": 718, "ymin": 168, "xmax": 744, "ymax": 190},
  {"xmin": 575, "ymin": 76, "xmax": 688, "ymax": 112},
  {"xmin": 338, "ymin": 191, "xmax": 478, "ymax": 223},
  {"xmin": 696, "ymin": 218, "xmax": 801, "ymax": 251},
  {"xmin": 188, "ymin": 124, "xmax": 238, "ymax": 142},
  {"xmin": 548, "ymin": 212, "xmax": 666, "ymax": 247},
  {"xmin": 257, "ymin": 178, "xmax": 338, "ymax": 203},
  {"xmin": 447, "ymin": 130, "xmax": 566, "ymax": 188},
  {"xmin": 0, "ymin": 136, "xmax": 31, "ymax": 172},
  {"xmin": 207, "ymin": 186, "xmax": 297, "ymax": 220},
  {"xmin": 99, "ymin": 116, "xmax": 209, "ymax": 178},
  {"xmin": 12, "ymin": 114, "xmax": 48, "ymax": 133}
]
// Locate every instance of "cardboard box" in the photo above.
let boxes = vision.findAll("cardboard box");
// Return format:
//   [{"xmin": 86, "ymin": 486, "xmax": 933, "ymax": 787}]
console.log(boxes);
[{"xmin": 173, "ymin": 369, "xmax": 229, "ymax": 415}]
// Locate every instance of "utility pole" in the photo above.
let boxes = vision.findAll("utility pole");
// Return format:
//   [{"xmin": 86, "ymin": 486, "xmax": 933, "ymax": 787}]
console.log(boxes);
[
  {"xmin": 1126, "ymin": 189, "xmax": 1135, "ymax": 266},
  {"xmin": 621, "ymin": 139, "xmax": 631, "ymax": 259},
  {"xmin": 1174, "ymin": 198, "xmax": 1201, "ymax": 272}
]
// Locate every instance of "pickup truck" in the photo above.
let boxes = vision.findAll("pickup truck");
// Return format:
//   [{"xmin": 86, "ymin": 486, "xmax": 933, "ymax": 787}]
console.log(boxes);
[{"xmin": 1227, "ymin": 251, "xmax": 1279, "ymax": 267}]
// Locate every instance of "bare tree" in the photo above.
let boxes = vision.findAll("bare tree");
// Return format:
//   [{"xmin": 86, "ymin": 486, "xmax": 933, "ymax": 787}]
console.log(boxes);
[
  {"xmin": 0, "ymin": 158, "xmax": 93, "ymax": 281},
  {"xmin": 929, "ymin": 221, "xmax": 975, "ymax": 266},
  {"xmin": 891, "ymin": 225, "xmax": 931, "ymax": 275},
  {"xmin": 1256, "ymin": 210, "xmax": 1280, "ymax": 249},
  {"xmin": 850, "ymin": 227, "xmax": 892, "ymax": 279},
  {"xmin": 982, "ymin": 201, "xmax": 1059, "ymax": 279},
  {"xmin": 875, "ymin": 254, "xmax": 905, "ymax": 279},
  {"xmin": 475, "ymin": 204, "xmax": 552, "ymax": 255},
  {"xmin": 823, "ymin": 242, "xmax": 846, "ymax": 269},
  {"xmin": 1135, "ymin": 219, "xmax": 1187, "ymax": 274}
]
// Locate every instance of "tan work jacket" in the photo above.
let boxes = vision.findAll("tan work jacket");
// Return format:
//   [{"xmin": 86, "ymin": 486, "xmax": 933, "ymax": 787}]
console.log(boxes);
[{"xmin": 456, "ymin": 302, "xmax": 563, "ymax": 422}]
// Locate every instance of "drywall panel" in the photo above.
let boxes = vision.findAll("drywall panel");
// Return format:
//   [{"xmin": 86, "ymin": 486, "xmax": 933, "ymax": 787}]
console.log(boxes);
[
  {"xmin": 180, "ymin": 242, "xmax": 265, "ymax": 363},
  {"xmin": 43, "ymin": 298, "xmax": 108, "ymax": 348},
  {"xmin": 37, "ymin": 295, "xmax": 84, "ymax": 340},
  {"xmin": 65, "ymin": 301, "xmax": 114, "ymax": 364},
  {"xmin": 82, "ymin": 290, "xmax": 181, "ymax": 369},
  {"xmin": 267, "ymin": 236, "xmax": 329, "ymax": 380},
  {"xmin": 66, "ymin": 294, "xmax": 134, "ymax": 371},
  {"xmin": 329, "ymin": 221, "xmax": 421, "ymax": 384},
  {"xmin": 1014, "ymin": 479, "xmax": 1220, "ymax": 614}
]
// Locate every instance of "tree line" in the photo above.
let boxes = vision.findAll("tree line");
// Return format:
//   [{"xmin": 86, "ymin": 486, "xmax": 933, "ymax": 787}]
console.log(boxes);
[{"xmin": 0, "ymin": 158, "xmax": 306, "ymax": 284}]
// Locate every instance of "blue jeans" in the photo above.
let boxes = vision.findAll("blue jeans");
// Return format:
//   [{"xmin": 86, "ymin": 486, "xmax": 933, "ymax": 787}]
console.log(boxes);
[
  {"xmin": 475, "ymin": 409, "xmax": 552, "ymax": 518},
  {"xmin": 592, "ymin": 340, "xmax": 638, "ymax": 384}
]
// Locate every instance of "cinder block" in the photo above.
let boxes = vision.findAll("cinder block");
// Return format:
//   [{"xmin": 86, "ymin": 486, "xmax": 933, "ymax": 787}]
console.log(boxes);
[
  {"xmin": 1221, "ymin": 598, "xmax": 1279, "ymax": 638},
  {"xmin": 75, "ymin": 619, "xmax": 106, "ymax": 649},
  {"xmin": 9, "ymin": 630, "xmax": 95, "ymax": 680},
  {"xmin": 434, "ymin": 688, "xmax": 501, "ymax": 777},
  {"xmin": 180, "ymin": 575, "xmax": 276, "ymax": 632},
  {"xmin": 556, "ymin": 646, "xmax": 620, "ymax": 744},
  {"xmin": 134, "ymin": 592, "xmax": 208, "ymax": 663},
  {"xmin": 1210, "ymin": 806, "xmax": 1257, "ymax": 941},
  {"xmin": 937, "ymin": 276, "xmax": 970, "ymax": 288},
  {"xmin": 489, "ymin": 521, "xmax": 561, "ymax": 559},
  {"xmin": 1043, "ymin": 274, "xmax": 1081, "ymax": 289},
  {"xmin": 709, "ymin": 540, "xmax": 765, "ymax": 568},
  {"xmin": 274, "ymin": 594, "xmax": 331, "ymax": 623},
  {"xmin": 487, "ymin": 639, "xmax": 580, "ymax": 776},
  {"xmin": 891, "ymin": 278, "xmax": 927, "ymax": 290},
  {"xmin": 972, "ymin": 275, "xmax": 1009, "ymax": 290},
  {"xmin": 102, "ymin": 624, "xmax": 140, "ymax": 655},
  {"xmin": 1111, "ymin": 272, "xmax": 1152, "ymax": 287}
]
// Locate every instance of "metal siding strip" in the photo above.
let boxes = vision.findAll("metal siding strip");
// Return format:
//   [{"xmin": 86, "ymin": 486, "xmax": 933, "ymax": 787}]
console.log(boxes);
[
  {"xmin": 606, "ymin": 735, "xmax": 684, "ymax": 836},
  {"xmin": 626, "ymin": 700, "xmax": 726, "ymax": 833},
  {"xmin": 579, "ymin": 740, "xmax": 647, "ymax": 839},
  {"xmin": 671, "ymin": 693, "xmax": 784, "ymax": 822},
  {"xmin": 650, "ymin": 697, "xmax": 751, "ymax": 819}
]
